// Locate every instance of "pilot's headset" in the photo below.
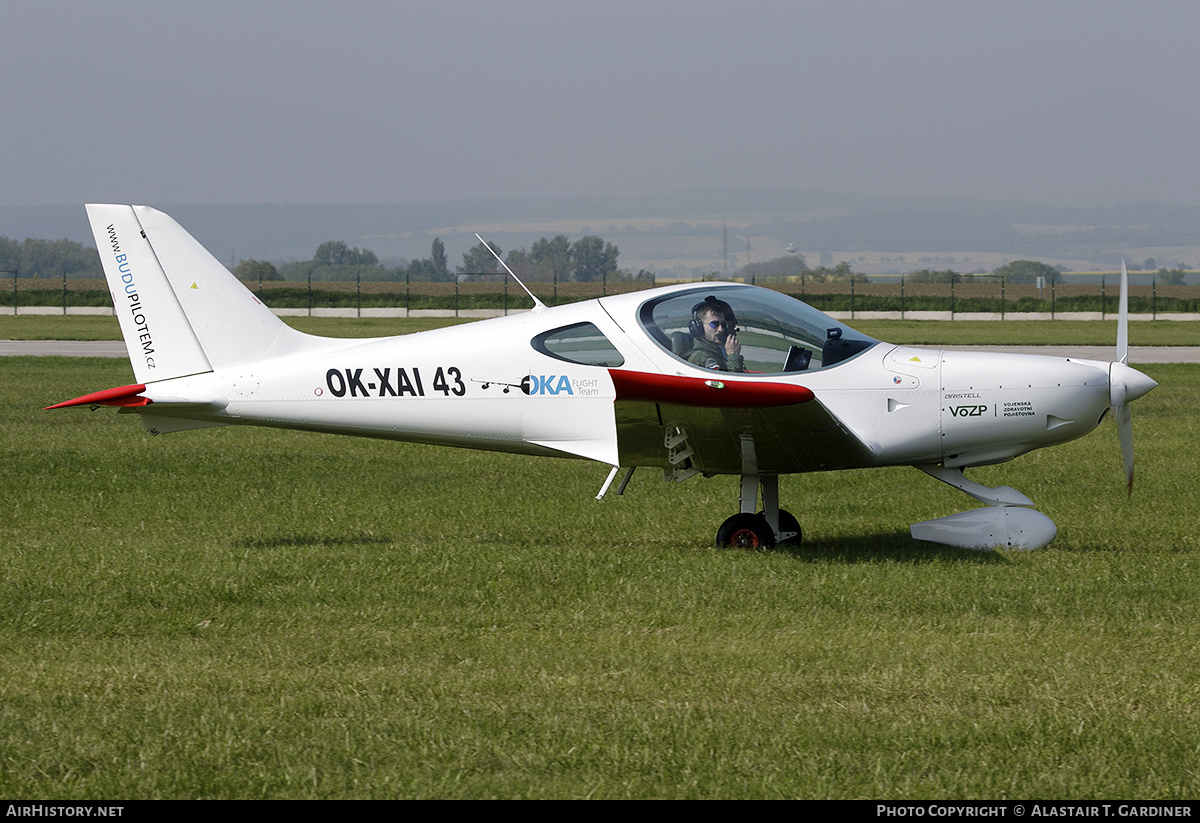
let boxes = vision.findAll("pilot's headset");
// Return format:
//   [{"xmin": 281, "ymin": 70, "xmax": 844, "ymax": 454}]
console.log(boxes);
[{"xmin": 689, "ymin": 295, "xmax": 738, "ymax": 338}]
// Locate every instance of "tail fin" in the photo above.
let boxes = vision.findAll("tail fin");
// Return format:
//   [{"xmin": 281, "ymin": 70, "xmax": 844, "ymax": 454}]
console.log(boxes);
[{"xmin": 86, "ymin": 205, "xmax": 308, "ymax": 384}]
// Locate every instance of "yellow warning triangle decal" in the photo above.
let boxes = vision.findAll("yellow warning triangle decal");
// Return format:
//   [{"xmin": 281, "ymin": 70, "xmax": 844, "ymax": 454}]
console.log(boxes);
[
  {"xmin": 190, "ymin": 282, "xmax": 199, "ymax": 289},
  {"xmin": 909, "ymin": 356, "xmax": 921, "ymax": 362}
]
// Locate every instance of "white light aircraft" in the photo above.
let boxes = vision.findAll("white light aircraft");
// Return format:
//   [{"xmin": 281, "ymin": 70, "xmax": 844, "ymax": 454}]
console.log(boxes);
[{"xmin": 48, "ymin": 205, "xmax": 1158, "ymax": 550}]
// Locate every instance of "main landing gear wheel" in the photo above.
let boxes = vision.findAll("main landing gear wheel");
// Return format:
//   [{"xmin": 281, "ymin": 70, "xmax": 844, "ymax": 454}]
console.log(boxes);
[
  {"xmin": 716, "ymin": 513, "xmax": 775, "ymax": 549},
  {"xmin": 760, "ymin": 508, "xmax": 803, "ymax": 546}
]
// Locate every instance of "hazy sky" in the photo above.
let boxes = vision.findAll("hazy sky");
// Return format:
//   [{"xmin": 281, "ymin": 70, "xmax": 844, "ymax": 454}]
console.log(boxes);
[{"xmin": 4, "ymin": 1, "xmax": 1199, "ymax": 207}]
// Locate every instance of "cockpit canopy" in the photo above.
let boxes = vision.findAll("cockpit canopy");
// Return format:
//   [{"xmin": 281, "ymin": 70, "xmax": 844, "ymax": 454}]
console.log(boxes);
[{"xmin": 638, "ymin": 285, "xmax": 878, "ymax": 374}]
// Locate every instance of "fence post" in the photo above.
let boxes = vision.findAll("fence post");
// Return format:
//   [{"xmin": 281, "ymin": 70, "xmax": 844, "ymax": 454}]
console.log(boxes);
[
  {"xmin": 1101, "ymin": 274, "xmax": 1105, "ymax": 319},
  {"xmin": 62, "ymin": 269, "xmax": 67, "ymax": 315},
  {"xmin": 950, "ymin": 277, "xmax": 955, "ymax": 320},
  {"xmin": 900, "ymin": 274, "xmax": 905, "ymax": 319},
  {"xmin": 1153, "ymin": 272, "xmax": 1157, "ymax": 320},
  {"xmin": 1000, "ymin": 275, "xmax": 1005, "ymax": 321},
  {"xmin": 307, "ymin": 271, "xmax": 312, "ymax": 317},
  {"xmin": 356, "ymin": 270, "xmax": 361, "ymax": 318},
  {"xmin": 504, "ymin": 276, "xmax": 508, "ymax": 316},
  {"xmin": 455, "ymin": 277, "xmax": 460, "ymax": 318},
  {"xmin": 553, "ymin": 271, "xmax": 557, "ymax": 306},
  {"xmin": 1051, "ymin": 279, "xmax": 1055, "ymax": 319},
  {"xmin": 5, "ymin": 270, "xmax": 17, "ymax": 315},
  {"xmin": 850, "ymin": 274, "xmax": 855, "ymax": 320}
]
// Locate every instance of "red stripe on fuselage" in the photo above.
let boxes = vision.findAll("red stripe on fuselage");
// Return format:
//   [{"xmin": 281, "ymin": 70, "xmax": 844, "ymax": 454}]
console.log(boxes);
[{"xmin": 608, "ymin": 370, "xmax": 813, "ymax": 408}]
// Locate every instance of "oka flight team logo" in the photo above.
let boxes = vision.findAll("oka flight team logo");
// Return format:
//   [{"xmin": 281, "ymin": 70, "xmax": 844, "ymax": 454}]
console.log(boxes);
[
  {"xmin": 477, "ymin": 374, "xmax": 600, "ymax": 397},
  {"xmin": 522, "ymin": 374, "xmax": 573, "ymax": 395}
]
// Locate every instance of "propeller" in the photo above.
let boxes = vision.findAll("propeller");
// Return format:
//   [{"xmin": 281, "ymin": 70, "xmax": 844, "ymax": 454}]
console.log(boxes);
[{"xmin": 1109, "ymin": 259, "xmax": 1159, "ymax": 494}]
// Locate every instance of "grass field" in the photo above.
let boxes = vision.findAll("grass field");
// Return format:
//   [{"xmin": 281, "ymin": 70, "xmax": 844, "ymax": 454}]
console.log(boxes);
[{"xmin": 2, "ymin": 355, "xmax": 1198, "ymax": 798}]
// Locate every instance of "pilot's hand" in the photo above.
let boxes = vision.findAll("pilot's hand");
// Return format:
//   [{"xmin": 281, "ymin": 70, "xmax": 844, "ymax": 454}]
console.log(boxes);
[{"xmin": 725, "ymin": 333, "xmax": 741, "ymax": 358}]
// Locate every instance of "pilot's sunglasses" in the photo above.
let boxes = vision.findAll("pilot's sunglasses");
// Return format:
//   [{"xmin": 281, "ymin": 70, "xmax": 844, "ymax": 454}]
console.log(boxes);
[{"xmin": 708, "ymin": 320, "xmax": 728, "ymax": 329}]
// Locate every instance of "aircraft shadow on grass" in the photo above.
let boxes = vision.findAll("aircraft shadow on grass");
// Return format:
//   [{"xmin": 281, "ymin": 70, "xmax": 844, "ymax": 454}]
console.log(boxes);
[
  {"xmin": 766, "ymin": 531, "xmax": 1009, "ymax": 563},
  {"xmin": 234, "ymin": 533, "xmax": 396, "ymax": 550}
]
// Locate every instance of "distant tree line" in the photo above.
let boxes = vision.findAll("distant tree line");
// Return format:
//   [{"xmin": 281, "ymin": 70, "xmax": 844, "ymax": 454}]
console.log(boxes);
[
  {"xmin": 738, "ymin": 253, "xmax": 809, "ymax": 280},
  {"xmin": 900, "ymin": 260, "xmax": 1062, "ymax": 284},
  {"xmin": 0, "ymin": 236, "xmax": 102, "ymax": 278},
  {"xmin": 269, "ymin": 239, "xmax": 397, "ymax": 282},
  {"xmin": 735, "ymin": 254, "xmax": 861, "ymax": 283},
  {"xmin": 240, "ymin": 233, "xmax": 633, "ymax": 284},
  {"xmin": 731, "ymin": 256, "xmax": 1123, "ymax": 286},
  {"xmin": 461, "ymin": 234, "xmax": 638, "ymax": 283},
  {"xmin": 1154, "ymin": 268, "xmax": 1187, "ymax": 285},
  {"xmin": 6, "ymin": 229, "xmax": 1188, "ymax": 289},
  {"xmin": 1130, "ymin": 258, "xmax": 1188, "ymax": 284},
  {"xmin": 0, "ymin": 229, "xmax": 632, "ymax": 285}
]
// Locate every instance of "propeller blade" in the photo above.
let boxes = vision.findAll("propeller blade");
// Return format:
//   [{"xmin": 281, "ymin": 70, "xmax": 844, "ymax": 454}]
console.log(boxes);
[
  {"xmin": 1117, "ymin": 400, "xmax": 1134, "ymax": 495},
  {"xmin": 1117, "ymin": 258, "xmax": 1129, "ymax": 365},
  {"xmin": 1107, "ymin": 261, "xmax": 1157, "ymax": 495},
  {"xmin": 1109, "ymin": 362, "xmax": 1157, "ymax": 496}
]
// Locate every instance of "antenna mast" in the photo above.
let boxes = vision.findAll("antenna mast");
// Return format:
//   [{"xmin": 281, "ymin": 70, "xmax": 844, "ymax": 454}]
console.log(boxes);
[
  {"xmin": 475, "ymin": 233, "xmax": 547, "ymax": 312},
  {"xmin": 723, "ymin": 223, "xmax": 728, "ymax": 279}
]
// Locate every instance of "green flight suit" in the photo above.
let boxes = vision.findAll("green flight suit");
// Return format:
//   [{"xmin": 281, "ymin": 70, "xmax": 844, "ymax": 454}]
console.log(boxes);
[{"xmin": 685, "ymin": 337, "xmax": 746, "ymax": 372}]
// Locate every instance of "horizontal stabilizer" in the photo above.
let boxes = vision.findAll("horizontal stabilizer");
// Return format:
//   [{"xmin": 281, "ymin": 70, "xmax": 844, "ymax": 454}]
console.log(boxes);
[
  {"xmin": 45, "ymin": 384, "xmax": 148, "ymax": 410},
  {"xmin": 46, "ymin": 384, "xmax": 228, "ymax": 411}
]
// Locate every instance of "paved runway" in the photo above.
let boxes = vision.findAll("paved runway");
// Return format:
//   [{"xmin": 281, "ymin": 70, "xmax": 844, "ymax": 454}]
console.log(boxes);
[
  {"xmin": 4, "ymin": 340, "xmax": 1199, "ymax": 362},
  {"xmin": 1, "ymin": 340, "xmax": 131, "ymax": 358}
]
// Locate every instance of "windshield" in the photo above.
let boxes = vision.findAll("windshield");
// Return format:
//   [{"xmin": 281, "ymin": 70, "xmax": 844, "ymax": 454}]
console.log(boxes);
[{"xmin": 638, "ymin": 285, "xmax": 879, "ymax": 374}]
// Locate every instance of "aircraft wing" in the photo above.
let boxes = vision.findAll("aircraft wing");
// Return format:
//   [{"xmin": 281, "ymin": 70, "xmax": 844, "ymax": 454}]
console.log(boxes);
[{"xmin": 609, "ymin": 371, "xmax": 874, "ymax": 475}]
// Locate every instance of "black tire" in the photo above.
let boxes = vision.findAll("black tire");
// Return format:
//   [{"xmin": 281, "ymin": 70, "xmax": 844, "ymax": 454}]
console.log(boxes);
[
  {"xmin": 716, "ymin": 513, "xmax": 775, "ymax": 549},
  {"xmin": 759, "ymin": 508, "xmax": 803, "ymax": 545}
]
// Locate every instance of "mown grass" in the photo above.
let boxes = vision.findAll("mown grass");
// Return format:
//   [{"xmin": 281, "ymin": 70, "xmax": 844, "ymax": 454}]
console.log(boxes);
[
  {"xmin": 2, "ymin": 359, "xmax": 1198, "ymax": 798},
  {"xmin": 3, "ymin": 313, "xmax": 1199, "ymax": 346}
]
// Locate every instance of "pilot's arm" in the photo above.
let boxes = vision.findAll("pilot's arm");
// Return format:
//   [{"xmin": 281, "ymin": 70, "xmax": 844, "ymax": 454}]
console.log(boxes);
[{"xmin": 725, "ymin": 333, "xmax": 745, "ymax": 372}]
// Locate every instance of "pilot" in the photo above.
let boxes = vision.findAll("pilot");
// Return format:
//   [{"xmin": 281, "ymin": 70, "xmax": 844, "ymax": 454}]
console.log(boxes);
[{"xmin": 686, "ymin": 297, "xmax": 745, "ymax": 372}]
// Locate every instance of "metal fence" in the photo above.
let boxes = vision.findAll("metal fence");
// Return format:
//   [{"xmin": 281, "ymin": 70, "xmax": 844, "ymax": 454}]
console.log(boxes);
[
  {"xmin": 5, "ymin": 271, "xmax": 1200, "ymax": 318},
  {"xmin": 764, "ymin": 273, "xmax": 1200, "ymax": 318}
]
